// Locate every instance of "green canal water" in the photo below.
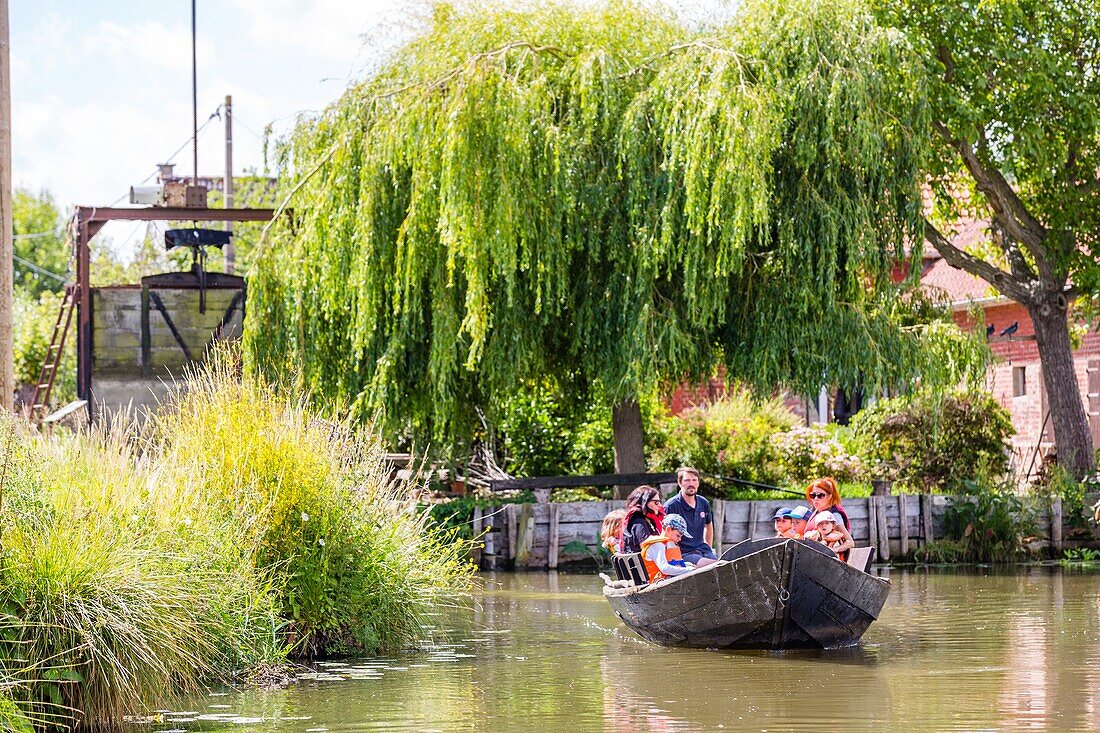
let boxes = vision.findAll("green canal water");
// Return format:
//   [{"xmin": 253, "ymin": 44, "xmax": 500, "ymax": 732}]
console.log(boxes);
[{"xmin": 135, "ymin": 568, "xmax": 1100, "ymax": 732}]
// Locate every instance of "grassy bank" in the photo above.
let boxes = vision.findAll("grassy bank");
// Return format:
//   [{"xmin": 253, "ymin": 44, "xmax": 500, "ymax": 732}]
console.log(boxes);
[{"xmin": 0, "ymin": 361, "xmax": 472, "ymax": 730}]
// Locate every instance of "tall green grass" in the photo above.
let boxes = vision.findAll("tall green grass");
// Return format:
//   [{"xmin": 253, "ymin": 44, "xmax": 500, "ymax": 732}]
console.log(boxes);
[{"xmin": 0, "ymin": 358, "xmax": 472, "ymax": 730}]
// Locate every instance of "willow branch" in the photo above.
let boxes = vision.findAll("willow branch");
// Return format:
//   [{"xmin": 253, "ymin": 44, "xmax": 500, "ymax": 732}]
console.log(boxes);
[{"xmin": 375, "ymin": 42, "xmax": 570, "ymax": 101}]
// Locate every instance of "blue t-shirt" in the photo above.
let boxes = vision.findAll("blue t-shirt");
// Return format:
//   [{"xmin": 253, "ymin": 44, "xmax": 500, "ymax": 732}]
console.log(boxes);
[{"xmin": 663, "ymin": 493, "xmax": 713, "ymax": 553}]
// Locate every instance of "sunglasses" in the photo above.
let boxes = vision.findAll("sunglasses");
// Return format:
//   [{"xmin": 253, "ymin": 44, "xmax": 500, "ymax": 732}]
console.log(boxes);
[{"xmin": 809, "ymin": 492, "xmax": 829, "ymax": 499}]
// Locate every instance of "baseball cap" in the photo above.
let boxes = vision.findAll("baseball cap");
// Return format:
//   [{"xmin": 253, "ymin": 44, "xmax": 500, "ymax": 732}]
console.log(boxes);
[{"xmin": 663, "ymin": 513, "xmax": 693, "ymax": 538}]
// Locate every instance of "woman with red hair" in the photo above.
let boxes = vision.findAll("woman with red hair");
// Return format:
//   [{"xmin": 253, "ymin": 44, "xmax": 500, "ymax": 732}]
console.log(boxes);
[{"xmin": 805, "ymin": 477, "xmax": 851, "ymax": 533}]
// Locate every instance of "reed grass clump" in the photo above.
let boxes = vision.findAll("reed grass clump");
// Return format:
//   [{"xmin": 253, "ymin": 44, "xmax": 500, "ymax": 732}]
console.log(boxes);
[{"xmin": 0, "ymin": 360, "xmax": 472, "ymax": 730}]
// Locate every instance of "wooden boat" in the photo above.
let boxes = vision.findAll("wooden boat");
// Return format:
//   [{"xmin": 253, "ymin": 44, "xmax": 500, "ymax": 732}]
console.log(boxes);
[{"xmin": 603, "ymin": 538, "xmax": 890, "ymax": 650}]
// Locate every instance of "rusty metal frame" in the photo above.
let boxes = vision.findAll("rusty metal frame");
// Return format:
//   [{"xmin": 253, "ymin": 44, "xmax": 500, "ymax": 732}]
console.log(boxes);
[{"xmin": 74, "ymin": 206, "xmax": 278, "ymax": 401}]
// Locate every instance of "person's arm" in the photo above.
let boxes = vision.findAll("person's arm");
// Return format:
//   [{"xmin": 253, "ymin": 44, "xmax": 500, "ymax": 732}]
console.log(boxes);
[
  {"xmin": 833, "ymin": 525, "xmax": 855, "ymax": 554},
  {"xmin": 645, "ymin": 542, "xmax": 690, "ymax": 577}
]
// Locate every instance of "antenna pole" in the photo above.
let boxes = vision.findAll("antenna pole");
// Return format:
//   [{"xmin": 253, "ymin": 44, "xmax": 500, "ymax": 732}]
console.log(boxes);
[
  {"xmin": 191, "ymin": 0, "xmax": 198, "ymax": 185},
  {"xmin": 224, "ymin": 94, "xmax": 234, "ymax": 273}
]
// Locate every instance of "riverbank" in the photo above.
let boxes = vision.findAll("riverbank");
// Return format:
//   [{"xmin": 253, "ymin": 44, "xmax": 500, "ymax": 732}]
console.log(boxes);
[
  {"xmin": 456, "ymin": 492, "xmax": 1100, "ymax": 570},
  {"xmin": 0, "ymin": 362, "xmax": 472, "ymax": 731}
]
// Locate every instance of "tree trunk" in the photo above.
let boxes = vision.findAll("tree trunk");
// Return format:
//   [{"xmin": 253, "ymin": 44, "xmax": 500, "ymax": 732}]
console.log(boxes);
[
  {"xmin": 612, "ymin": 398, "xmax": 646, "ymax": 500},
  {"xmin": 1031, "ymin": 302, "xmax": 1096, "ymax": 479}
]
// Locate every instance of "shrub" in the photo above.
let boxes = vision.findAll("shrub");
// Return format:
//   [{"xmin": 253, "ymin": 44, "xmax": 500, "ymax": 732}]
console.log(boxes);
[
  {"xmin": 649, "ymin": 389, "xmax": 797, "ymax": 494},
  {"xmin": 912, "ymin": 480, "xmax": 1035, "ymax": 563},
  {"xmin": 0, "ymin": 357, "xmax": 473, "ymax": 729},
  {"xmin": 152, "ymin": 359, "xmax": 474, "ymax": 658},
  {"xmin": 850, "ymin": 390, "xmax": 1013, "ymax": 492},
  {"xmin": 13, "ymin": 290, "xmax": 76, "ymax": 406},
  {"xmin": 771, "ymin": 424, "xmax": 865, "ymax": 484}
]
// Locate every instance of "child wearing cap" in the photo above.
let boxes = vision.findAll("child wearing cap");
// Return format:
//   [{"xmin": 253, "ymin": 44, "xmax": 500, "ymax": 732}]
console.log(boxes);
[
  {"xmin": 639, "ymin": 513, "xmax": 695, "ymax": 583},
  {"xmin": 786, "ymin": 505, "xmax": 811, "ymax": 539},
  {"xmin": 772, "ymin": 507, "xmax": 794, "ymax": 538},
  {"xmin": 803, "ymin": 510, "xmax": 854, "ymax": 560}
]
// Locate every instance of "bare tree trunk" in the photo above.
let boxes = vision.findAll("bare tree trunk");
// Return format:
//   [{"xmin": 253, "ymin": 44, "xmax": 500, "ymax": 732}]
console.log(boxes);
[
  {"xmin": 1031, "ymin": 302, "xmax": 1095, "ymax": 478},
  {"xmin": 612, "ymin": 398, "xmax": 646, "ymax": 500}
]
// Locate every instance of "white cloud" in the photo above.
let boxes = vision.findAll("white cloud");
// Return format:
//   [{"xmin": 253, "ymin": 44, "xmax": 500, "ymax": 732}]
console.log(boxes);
[{"xmin": 92, "ymin": 19, "xmax": 218, "ymax": 75}]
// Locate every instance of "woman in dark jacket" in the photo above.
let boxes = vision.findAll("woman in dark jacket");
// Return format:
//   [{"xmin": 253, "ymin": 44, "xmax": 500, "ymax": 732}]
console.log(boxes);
[{"xmin": 620, "ymin": 485, "xmax": 665, "ymax": 553}]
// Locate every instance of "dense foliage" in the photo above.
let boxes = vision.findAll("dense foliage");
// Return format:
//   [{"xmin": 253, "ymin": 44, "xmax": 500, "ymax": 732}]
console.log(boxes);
[
  {"xmin": 649, "ymin": 389, "xmax": 796, "ymax": 487},
  {"xmin": 851, "ymin": 390, "xmax": 1014, "ymax": 492},
  {"xmin": 0, "ymin": 361, "xmax": 471, "ymax": 730},
  {"xmin": 246, "ymin": 0, "xmax": 988, "ymax": 460},
  {"xmin": 876, "ymin": 0, "xmax": 1100, "ymax": 476}
]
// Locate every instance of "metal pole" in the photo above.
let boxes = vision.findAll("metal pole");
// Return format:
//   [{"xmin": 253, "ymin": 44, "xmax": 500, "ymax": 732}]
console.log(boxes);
[
  {"xmin": 0, "ymin": 0, "xmax": 13, "ymax": 411},
  {"xmin": 224, "ymin": 94, "xmax": 234, "ymax": 273},
  {"xmin": 191, "ymin": 0, "xmax": 198, "ymax": 185}
]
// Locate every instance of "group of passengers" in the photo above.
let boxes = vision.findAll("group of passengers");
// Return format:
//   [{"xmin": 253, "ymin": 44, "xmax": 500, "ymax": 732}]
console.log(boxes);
[
  {"xmin": 600, "ymin": 470, "xmax": 855, "ymax": 585},
  {"xmin": 771, "ymin": 477, "xmax": 855, "ymax": 559}
]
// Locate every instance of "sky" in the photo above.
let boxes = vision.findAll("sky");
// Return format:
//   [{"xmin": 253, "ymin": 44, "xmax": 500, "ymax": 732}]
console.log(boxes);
[
  {"xmin": 10, "ymin": 1, "xmax": 729, "ymax": 255},
  {"xmin": 10, "ymin": 0, "xmax": 414, "ymax": 252}
]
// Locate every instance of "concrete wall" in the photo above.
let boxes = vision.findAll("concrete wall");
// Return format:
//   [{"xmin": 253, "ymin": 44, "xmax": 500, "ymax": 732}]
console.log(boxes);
[{"xmin": 90, "ymin": 286, "xmax": 244, "ymax": 417}]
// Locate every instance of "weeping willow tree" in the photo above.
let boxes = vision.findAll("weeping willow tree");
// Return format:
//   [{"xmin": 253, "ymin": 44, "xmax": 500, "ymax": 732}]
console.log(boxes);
[{"xmin": 246, "ymin": 0, "xmax": 987, "ymax": 479}]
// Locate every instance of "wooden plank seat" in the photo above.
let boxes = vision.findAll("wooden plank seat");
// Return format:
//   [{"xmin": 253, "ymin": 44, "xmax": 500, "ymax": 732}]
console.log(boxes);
[
  {"xmin": 846, "ymin": 546, "xmax": 876, "ymax": 573},
  {"xmin": 612, "ymin": 552, "xmax": 649, "ymax": 586}
]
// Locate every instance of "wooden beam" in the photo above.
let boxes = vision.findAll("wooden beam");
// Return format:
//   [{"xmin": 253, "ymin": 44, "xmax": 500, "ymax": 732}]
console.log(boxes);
[
  {"xmin": 1050, "ymin": 497, "xmax": 1063, "ymax": 554},
  {"xmin": 867, "ymin": 496, "xmax": 879, "ymax": 553},
  {"xmin": 472, "ymin": 506, "xmax": 483, "ymax": 566},
  {"xmin": 898, "ymin": 495, "xmax": 909, "ymax": 557},
  {"xmin": 515, "ymin": 503, "xmax": 535, "ymax": 567},
  {"xmin": 748, "ymin": 501, "xmax": 759, "ymax": 540},
  {"xmin": 548, "ymin": 503, "xmax": 560, "ymax": 570},
  {"xmin": 875, "ymin": 495, "xmax": 891, "ymax": 561},
  {"xmin": 75, "ymin": 205, "xmax": 277, "ymax": 224},
  {"xmin": 505, "ymin": 504, "xmax": 517, "ymax": 561},
  {"xmin": 490, "ymin": 472, "xmax": 677, "ymax": 492},
  {"xmin": 712, "ymin": 499, "xmax": 725, "ymax": 553},
  {"xmin": 921, "ymin": 493, "xmax": 934, "ymax": 545}
]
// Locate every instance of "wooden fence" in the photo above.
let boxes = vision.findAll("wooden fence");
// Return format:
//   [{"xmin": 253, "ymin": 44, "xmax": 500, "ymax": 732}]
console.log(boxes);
[{"xmin": 472, "ymin": 493, "xmax": 1099, "ymax": 570}]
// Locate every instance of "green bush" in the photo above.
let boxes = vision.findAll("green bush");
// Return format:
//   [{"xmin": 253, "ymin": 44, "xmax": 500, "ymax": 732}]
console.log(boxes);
[
  {"xmin": 494, "ymin": 379, "xmax": 665, "ymax": 477},
  {"xmin": 649, "ymin": 389, "xmax": 797, "ymax": 494},
  {"xmin": 913, "ymin": 480, "xmax": 1035, "ymax": 563},
  {"xmin": 13, "ymin": 290, "xmax": 76, "ymax": 405},
  {"xmin": 0, "ymin": 358, "xmax": 473, "ymax": 730},
  {"xmin": 850, "ymin": 390, "xmax": 1013, "ymax": 492},
  {"xmin": 771, "ymin": 424, "xmax": 865, "ymax": 484}
]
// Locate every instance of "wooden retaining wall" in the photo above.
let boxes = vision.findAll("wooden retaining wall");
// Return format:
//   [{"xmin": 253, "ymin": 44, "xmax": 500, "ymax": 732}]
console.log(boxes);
[{"xmin": 473, "ymin": 493, "xmax": 1099, "ymax": 569}]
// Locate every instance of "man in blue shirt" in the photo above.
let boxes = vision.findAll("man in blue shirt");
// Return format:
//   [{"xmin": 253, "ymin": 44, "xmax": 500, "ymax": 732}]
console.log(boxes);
[{"xmin": 663, "ymin": 466, "xmax": 718, "ymax": 566}]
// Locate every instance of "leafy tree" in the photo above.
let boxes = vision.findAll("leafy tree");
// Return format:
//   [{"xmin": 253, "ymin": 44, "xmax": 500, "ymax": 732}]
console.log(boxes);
[
  {"xmin": 12, "ymin": 189, "xmax": 68, "ymax": 297},
  {"xmin": 877, "ymin": 0, "xmax": 1100, "ymax": 477},
  {"xmin": 245, "ymin": 0, "xmax": 986, "ymax": 488}
]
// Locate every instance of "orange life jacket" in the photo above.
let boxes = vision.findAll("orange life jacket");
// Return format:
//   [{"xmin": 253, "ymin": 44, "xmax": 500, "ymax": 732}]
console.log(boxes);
[{"xmin": 640, "ymin": 533, "xmax": 684, "ymax": 582}]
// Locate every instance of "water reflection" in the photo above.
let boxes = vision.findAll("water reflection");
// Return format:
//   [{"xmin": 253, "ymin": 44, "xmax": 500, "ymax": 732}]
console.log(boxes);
[{"xmin": 131, "ymin": 567, "xmax": 1100, "ymax": 733}]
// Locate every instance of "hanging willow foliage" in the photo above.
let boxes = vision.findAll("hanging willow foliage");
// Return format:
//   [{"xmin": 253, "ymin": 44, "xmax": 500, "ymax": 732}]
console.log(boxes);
[{"xmin": 245, "ymin": 0, "xmax": 989, "ymax": 454}]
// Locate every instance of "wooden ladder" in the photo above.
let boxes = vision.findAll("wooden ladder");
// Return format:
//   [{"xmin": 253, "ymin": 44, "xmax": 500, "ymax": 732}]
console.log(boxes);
[{"xmin": 30, "ymin": 284, "xmax": 78, "ymax": 419}]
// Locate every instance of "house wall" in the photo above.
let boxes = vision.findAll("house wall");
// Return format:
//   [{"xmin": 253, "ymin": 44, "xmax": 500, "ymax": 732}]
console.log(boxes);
[{"xmin": 954, "ymin": 301, "xmax": 1100, "ymax": 475}]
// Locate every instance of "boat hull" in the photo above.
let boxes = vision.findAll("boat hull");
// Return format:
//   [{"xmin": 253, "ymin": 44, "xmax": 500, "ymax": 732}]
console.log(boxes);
[{"xmin": 603, "ymin": 539, "xmax": 890, "ymax": 650}]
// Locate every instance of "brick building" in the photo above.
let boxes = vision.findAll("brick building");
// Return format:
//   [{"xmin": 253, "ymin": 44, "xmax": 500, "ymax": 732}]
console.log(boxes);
[
  {"xmin": 922, "ymin": 239, "xmax": 1100, "ymax": 477},
  {"xmin": 666, "ymin": 218, "xmax": 1100, "ymax": 478}
]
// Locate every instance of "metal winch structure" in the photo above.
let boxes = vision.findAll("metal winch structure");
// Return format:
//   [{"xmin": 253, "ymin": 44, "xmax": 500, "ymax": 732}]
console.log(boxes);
[{"xmin": 64, "ymin": 205, "xmax": 277, "ymax": 419}]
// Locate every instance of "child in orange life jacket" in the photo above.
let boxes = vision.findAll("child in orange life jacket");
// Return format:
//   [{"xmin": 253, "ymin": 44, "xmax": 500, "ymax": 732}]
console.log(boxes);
[
  {"xmin": 803, "ymin": 510, "xmax": 854, "ymax": 560},
  {"xmin": 640, "ymin": 513, "xmax": 695, "ymax": 583}
]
